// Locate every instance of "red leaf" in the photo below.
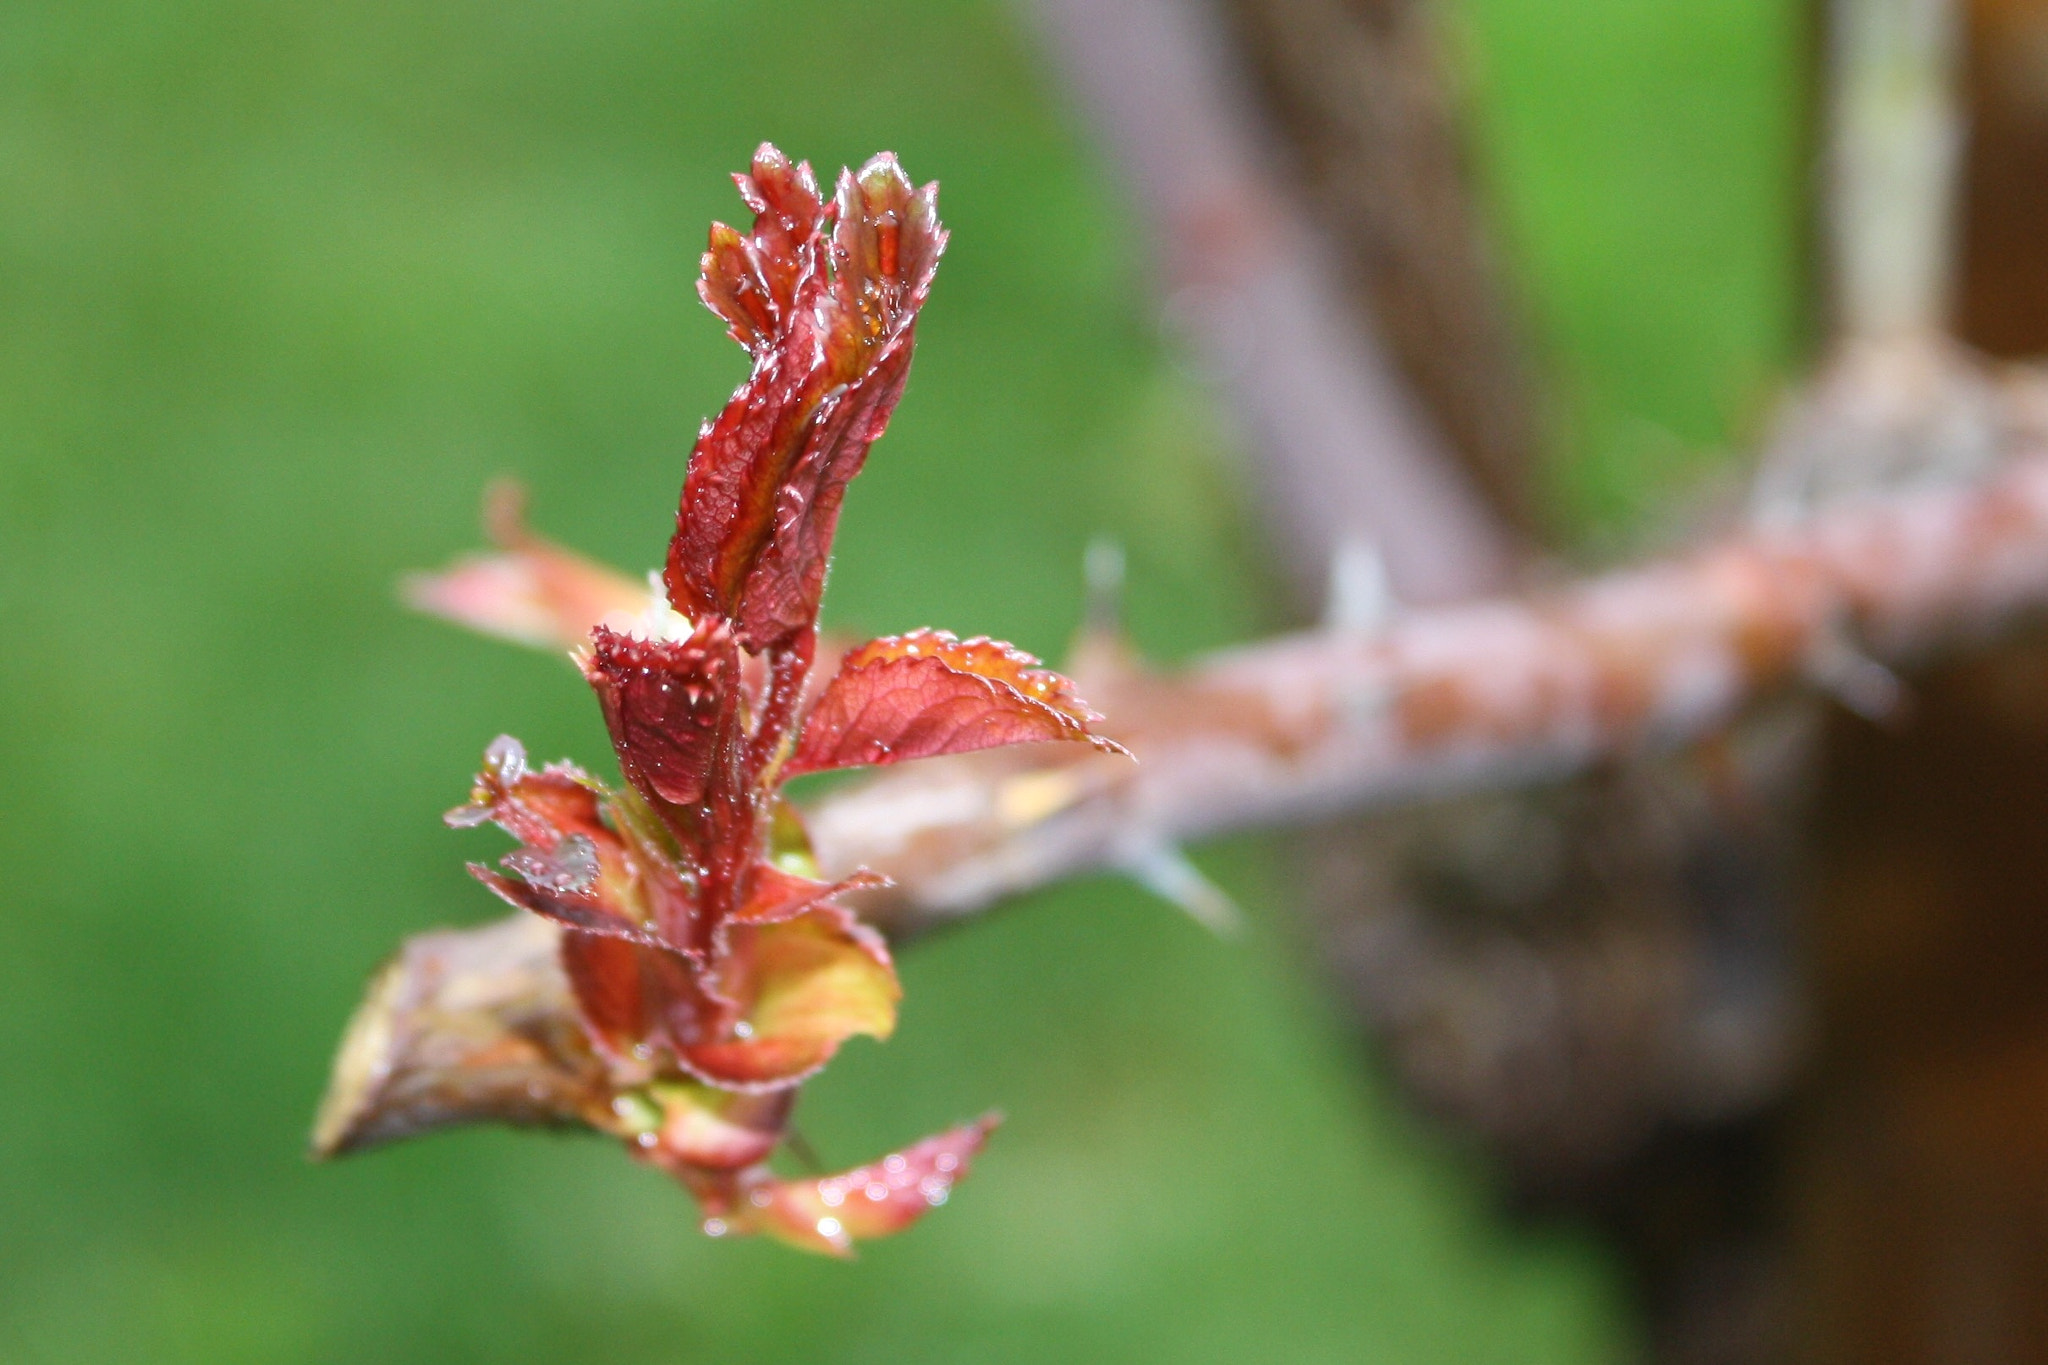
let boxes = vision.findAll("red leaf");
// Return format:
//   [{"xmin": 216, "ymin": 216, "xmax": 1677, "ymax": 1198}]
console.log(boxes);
[
  {"xmin": 637, "ymin": 1081, "xmax": 794, "ymax": 1171},
  {"xmin": 721, "ymin": 342, "xmax": 915, "ymax": 651},
  {"xmin": 698, "ymin": 145, "xmax": 829, "ymax": 356},
  {"xmin": 664, "ymin": 149, "xmax": 946, "ymax": 650},
  {"xmin": 675, "ymin": 906, "xmax": 899, "ymax": 1091},
  {"xmin": 825, "ymin": 154, "xmax": 946, "ymax": 375},
  {"xmin": 558, "ymin": 931, "xmax": 707, "ymax": 1067},
  {"xmin": 729, "ymin": 1115, "xmax": 1001, "ymax": 1256},
  {"xmin": 449, "ymin": 736, "xmax": 672, "ymax": 938},
  {"xmin": 445, "ymin": 735, "xmax": 602, "ymax": 841},
  {"xmin": 470, "ymin": 867, "xmax": 662, "ymax": 948},
  {"xmin": 583, "ymin": 622, "xmax": 743, "ymax": 811},
  {"xmin": 731, "ymin": 862, "xmax": 889, "ymax": 928},
  {"xmin": 784, "ymin": 629, "xmax": 1130, "ymax": 777}
]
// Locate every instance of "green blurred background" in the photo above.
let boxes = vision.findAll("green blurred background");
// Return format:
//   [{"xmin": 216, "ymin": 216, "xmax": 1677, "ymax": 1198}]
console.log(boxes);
[{"xmin": 0, "ymin": 1, "xmax": 1803, "ymax": 1359}]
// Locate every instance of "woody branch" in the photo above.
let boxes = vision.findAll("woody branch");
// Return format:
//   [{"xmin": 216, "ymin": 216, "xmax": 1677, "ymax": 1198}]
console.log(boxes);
[{"xmin": 822, "ymin": 399, "xmax": 2048, "ymax": 938}]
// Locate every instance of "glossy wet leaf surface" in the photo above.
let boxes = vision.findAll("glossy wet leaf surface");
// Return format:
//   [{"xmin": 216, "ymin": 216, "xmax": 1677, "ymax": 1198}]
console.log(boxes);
[{"xmin": 788, "ymin": 629, "xmax": 1123, "ymax": 776}]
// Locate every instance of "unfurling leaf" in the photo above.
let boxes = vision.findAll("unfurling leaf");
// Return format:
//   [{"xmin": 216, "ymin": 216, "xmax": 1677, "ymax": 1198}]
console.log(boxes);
[
  {"xmin": 679, "ymin": 907, "xmax": 900, "ymax": 1090},
  {"xmin": 449, "ymin": 736, "xmax": 656, "ymax": 942},
  {"xmin": 633, "ymin": 1079, "xmax": 795, "ymax": 1170},
  {"xmin": 445, "ymin": 737, "xmax": 706, "ymax": 1068},
  {"xmin": 699, "ymin": 146, "xmax": 830, "ymax": 356},
  {"xmin": 556, "ymin": 929, "xmax": 705, "ymax": 1068},
  {"xmin": 665, "ymin": 147, "xmax": 946, "ymax": 650},
  {"xmin": 583, "ymin": 622, "xmax": 744, "ymax": 813},
  {"xmin": 786, "ymin": 629, "xmax": 1129, "ymax": 777}
]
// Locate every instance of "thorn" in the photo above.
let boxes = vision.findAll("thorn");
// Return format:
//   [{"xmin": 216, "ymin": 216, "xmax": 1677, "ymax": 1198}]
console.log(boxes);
[
  {"xmin": 1083, "ymin": 536, "xmax": 1126, "ymax": 636},
  {"xmin": 1325, "ymin": 537, "xmax": 1393, "ymax": 635},
  {"xmin": 1807, "ymin": 628, "xmax": 1909, "ymax": 723},
  {"xmin": 1124, "ymin": 840, "xmax": 1242, "ymax": 936},
  {"xmin": 482, "ymin": 477, "xmax": 532, "ymax": 548}
]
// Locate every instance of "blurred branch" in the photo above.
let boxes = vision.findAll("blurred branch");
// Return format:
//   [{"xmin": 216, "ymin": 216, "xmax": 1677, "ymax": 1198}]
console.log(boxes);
[
  {"xmin": 1223, "ymin": 0, "xmax": 1544, "ymax": 534},
  {"xmin": 823, "ymin": 371, "xmax": 2048, "ymax": 937},
  {"xmin": 1020, "ymin": 0, "xmax": 1519, "ymax": 601},
  {"xmin": 1825, "ymin": 0, "xmax": 1964, "ymax": 342},
  {"xmin": 1954, "ymin": 0, "xmax": 2048, "ymax": 354}
]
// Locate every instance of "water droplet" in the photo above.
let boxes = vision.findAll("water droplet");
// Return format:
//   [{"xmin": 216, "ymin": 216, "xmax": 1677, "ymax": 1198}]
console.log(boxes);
[
  {"xmin": 934, "ymin": 1153, "xmax": 959, "ymax": 1173},
  {"xmin": 882, "ymin": 1154, "xmax": 907, "ymax": 1174},
  {"xmin": 750, "ymin": 1188, "xmax": 773, "ymax": 1208},
  {"xmin": 636, "ymin": 1132, "xmax": 658, "ymax": 1149},
  {"xmin": 819, "ymin": 1185, "xmax": 845, "ymax": 1208},
  {"xmin": 702, "ymin": 1218, "xmax": 729, "ymax": 1237},
  {"xmin": 732, "ymin": 1020, "xmax": 755, "ymax": 1039},
  {"xmin": 815, "ymin": 1217, "xmax": 843, "ymax": 1241},
  {"xmin": 484, "ymin": 735, "xmax": 528, "ymax": 783},
  {"xmin": 864, "ymin": 1181, "xmax": 889, "ymax": 1202},
  {"xmin": 444, "ymin": 802, "xmax": 494, "ymax": 829}
]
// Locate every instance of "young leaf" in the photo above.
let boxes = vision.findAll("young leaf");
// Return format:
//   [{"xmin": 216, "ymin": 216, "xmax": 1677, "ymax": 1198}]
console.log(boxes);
[
  {"xmin": 449, "ymin": 737, "xmax": 659, "ymax": 940},
  {"xmin": 699, "ymin": 145, "xmax": 829, "ymax": 356},
  {"xmin": 583, "ymin": 622, "xmax": 744, "ymax": 812},
  {"xmin": 677, "ymin": 908, "xmax": 900, "ymax": 1090},
  {"xmin": 738, "ymin": 1115, "xmax": 1002, "ymax": 1256},
  {"xmin": 785, "ymin": 629, "xmax": 1129, "ymax": 777},
  {"xmin": 731, "ymin": 862, "xmax": 889, "ymax": 927},
  {"xmin": 558, "ymin": 930, "xmax": 708, "ymax": 1067},
  {"xmin": 471, "ymin": 866, "xmax": 659, "ymax": 947},
  {"xmin": 634, "ymin": 1079, "xmax": 795, "ymax": 1171},
  {"xmin": 665, "ymin": 149, "xmax": 946, "ymax": 650}
]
